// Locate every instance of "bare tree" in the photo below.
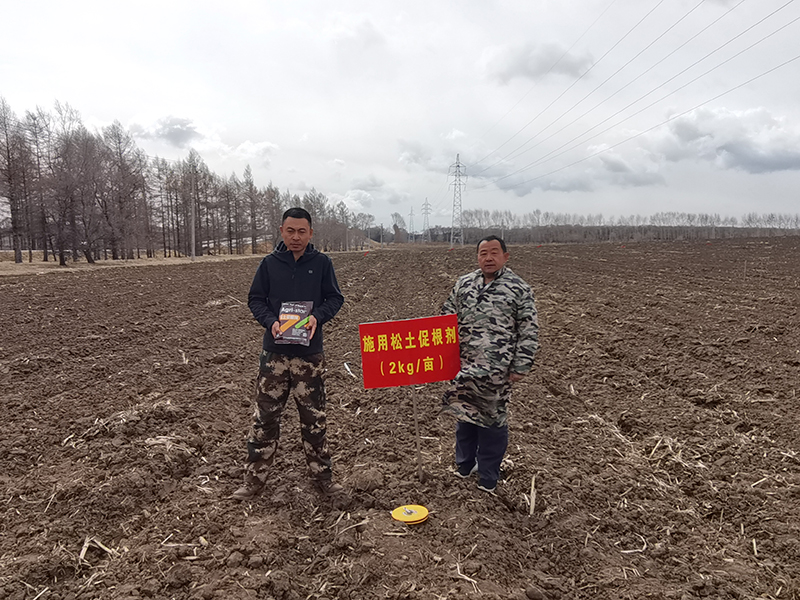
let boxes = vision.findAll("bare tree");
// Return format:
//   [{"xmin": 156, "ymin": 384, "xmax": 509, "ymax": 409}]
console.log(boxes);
[
  {"xmin": 243, "ymin": 165, "xmax": 259, "ymax": 254},
  {"xmin": 354, "ymin": 212, "xmax": 375, "ymax": 247},
  {"xmin": 0, "ymin": 98, "xmax": 25, "ymax": 262},
  {"xmin": 102, "ymin": 120, "xmax": 147, "ymax": 259},
  {"xmin": 42, "ymin": 102, "xmax": 87, "ymax": 265},
  {"xmin": 261, "ymin": 182, "xmax": 282, "ymax": 251},
  {"xmin": 24, "ymin": 108, "xmax": 56, "ymax": 261}
]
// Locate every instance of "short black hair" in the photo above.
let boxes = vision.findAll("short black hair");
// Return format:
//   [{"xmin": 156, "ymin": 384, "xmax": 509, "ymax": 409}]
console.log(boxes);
[
  {"xmin": 477, "ymin": 235, "xmax": 507, "ymax": 253},
  {"xmin": 282, "ymin": 207, "xmax": 312, "ymax": 227}
]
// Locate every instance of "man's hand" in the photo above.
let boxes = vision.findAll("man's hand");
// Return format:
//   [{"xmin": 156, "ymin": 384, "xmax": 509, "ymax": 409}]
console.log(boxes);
[
  {"xmin": 509, "ymin": 372, "xmax": 525, "ymax": 383},
  {"xmin": 306, "ymin": 315, "xmax": 318, "ymax": 339},
  {"xmin": 271, "ymin": 321, "xmax": 282, "ymax": 338}
]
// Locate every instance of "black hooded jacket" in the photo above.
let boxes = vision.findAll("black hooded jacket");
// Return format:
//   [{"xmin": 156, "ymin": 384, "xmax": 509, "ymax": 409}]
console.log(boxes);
[{"xmin": 248, "ymin": 241, "xmax": 345, "ymax": 357}]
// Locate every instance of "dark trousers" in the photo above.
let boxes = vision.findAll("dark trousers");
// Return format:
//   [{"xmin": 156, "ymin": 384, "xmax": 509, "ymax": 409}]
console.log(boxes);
[
  {"xmin": 455, "ymin": 421, "xmax": 508, "ymax": 486},
  {"xmin": 246, "ymin": 352, "xmax": 332, "ymax": 481}
]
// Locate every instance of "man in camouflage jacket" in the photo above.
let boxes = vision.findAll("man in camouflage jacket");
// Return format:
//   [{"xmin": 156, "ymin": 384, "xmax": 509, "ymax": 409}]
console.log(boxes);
[{"xmin": 441, "ymin": 235, "xmax": 539, "ymax": 492}]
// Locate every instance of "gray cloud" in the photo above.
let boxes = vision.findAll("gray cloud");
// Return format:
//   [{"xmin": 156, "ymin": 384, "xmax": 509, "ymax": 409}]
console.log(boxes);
[
  {"xmin": 231, "ymin": 140, "xmax": 279, "ymax": 167},
  {"xmin": 383, "ymin": 189, "xmax": 409, "ymax": 205},
  {"xmin": 492, "ymin": 170, "xmax": 593, "ymax": 196},
  {"xmin": 156, "ymin": 117, "xmax": 202, "ymax": 147},
  {"xmin": 336, "ymin": 190, "xmax": 374, "ymax": 210},
  {"xmin": 541, "ymin": 175, "xmax": 594, "ymax": 193},
  {"xmin": 398, "ymin": 139, "xmax": 431, "ymax": 167},
  {"xmin": 398, "ymin": 139, "xmax": 480, "ymax": 178},
  {"xmin": 716, "ymin": 142, "xmax": 800, "ymax": 174},
  {"xmin": 650, "ymin": 107, "xmax": 800, "ymax": 174},
  {"xmin": 482, "ymin": 43, "xmax": 593, "ymax": 85},
  {"xmin": 331, "ymin": 185, "xmax": 408, "ymax": 212},
  {"xmin": 484, "ymin": 147, "xmax": 663, "ymax": 195},
  {"xmin": 352, "ymin": 173, "xmax": 385, "ymax": 191},
  {"xmin": 597, "ymin": 153, "xmax": 665, "ymax": 187},
  {"xmin": 131, "ymin": 116, "xmax": 203, "ymax": 148}
]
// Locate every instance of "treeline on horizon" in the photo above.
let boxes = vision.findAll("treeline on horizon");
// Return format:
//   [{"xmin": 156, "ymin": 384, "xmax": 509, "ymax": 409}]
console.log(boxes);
[
  {"xmin": 438, "ymin": 208, "xmax": 800, "ymax": 246},
  {"xmin": 1, "ymin": 98, "xmax": 798, "ymax": 265}
]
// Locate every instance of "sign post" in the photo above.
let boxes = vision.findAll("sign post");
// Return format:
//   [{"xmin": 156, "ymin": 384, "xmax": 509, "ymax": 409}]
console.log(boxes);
[
  {"xmin": 359, "ymin": 314, "xmax": 460, "ymax": 481},
  {"xmin": 412, "ymin": 387, "xmax": 423, "ymax": 482}
]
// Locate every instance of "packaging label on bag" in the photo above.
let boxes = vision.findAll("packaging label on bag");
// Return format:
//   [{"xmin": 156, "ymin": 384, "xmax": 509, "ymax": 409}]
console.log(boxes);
[{"xmin": 275, "ymin": 301, "xmax": 313, "ymax": 346}]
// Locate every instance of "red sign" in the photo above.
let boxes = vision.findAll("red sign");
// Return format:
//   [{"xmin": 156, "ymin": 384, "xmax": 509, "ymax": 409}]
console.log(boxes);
[{"xmin": 358, "ymin": 314, "xmax": 460, "ymax": 389}]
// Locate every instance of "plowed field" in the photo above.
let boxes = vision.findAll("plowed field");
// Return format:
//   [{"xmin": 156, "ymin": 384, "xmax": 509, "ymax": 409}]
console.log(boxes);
[{"xmin": 1, "ymin": 238, "xmax": 799, "ymax": 600}]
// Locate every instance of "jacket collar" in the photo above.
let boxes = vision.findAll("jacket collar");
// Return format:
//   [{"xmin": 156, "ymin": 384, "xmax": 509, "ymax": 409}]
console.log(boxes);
[
  {"xmin": 273, "ymin": 240, "xmax": 319, "ymax": 262},
  {"xmin": 473, "ymin": 265, "xmax": 507, "ymax": 283}
]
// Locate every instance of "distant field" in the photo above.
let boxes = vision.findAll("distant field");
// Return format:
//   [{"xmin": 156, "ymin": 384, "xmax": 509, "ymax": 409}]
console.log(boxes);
[{"xmin": 0, "ymin": 251, "xmax": 258, "ymax": 276}]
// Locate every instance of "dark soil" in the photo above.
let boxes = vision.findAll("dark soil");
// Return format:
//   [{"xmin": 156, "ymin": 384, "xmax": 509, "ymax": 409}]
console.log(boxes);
[{"xmin": 1, "ymin": 238, "xmax": 799, "ymax": 599}]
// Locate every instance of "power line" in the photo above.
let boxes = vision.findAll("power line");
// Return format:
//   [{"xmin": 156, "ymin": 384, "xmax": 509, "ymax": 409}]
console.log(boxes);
[
  {"xmin": 438, "ymin": 0, "xmax": 738, "ymax": 214},
  {"xmin": 474, "ymin": 3, "xmax": 800, "ymax": 191},
  {"xmin": 470, "ymin": 0, "xmax": 668, "ymax": 177},
  {"xmin": 506, "ymin": 52, "xmax": 800, "ymax": 190},
  {"xmin": 467, "ymin": 0, "xmax": 620, "ymax": 166},
  {"xmin": 497, "ymin": 0, "xmax": 708, "ymax": 166},
  {"xmin": 425, "ymin": 158, "xmax": 457, "ymax": 215},
  {"xmin": 501, "ymin": 0, "xmax": 750, "ymax": 166}
]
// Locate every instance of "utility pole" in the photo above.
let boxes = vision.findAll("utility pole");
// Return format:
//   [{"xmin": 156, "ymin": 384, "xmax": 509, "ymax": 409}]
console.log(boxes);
[
  {"xmin": 449, "ymin": 154, "xmax": 466, "ymax": 248},
  {"xmin": 408, "ymin": 207, "xmax": 414, "ymax": 243},
  {"xmin": 422, "ymin": 198, "xmax": 431, "ymax": 243}
]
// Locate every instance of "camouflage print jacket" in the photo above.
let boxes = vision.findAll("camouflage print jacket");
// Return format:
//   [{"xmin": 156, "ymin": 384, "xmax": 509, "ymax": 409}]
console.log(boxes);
[{"xmin": 442, "ymin": 266, "xmax": 539, "ymax": 386}]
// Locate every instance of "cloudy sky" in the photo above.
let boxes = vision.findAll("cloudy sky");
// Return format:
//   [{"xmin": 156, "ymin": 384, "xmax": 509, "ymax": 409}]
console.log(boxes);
[{"xmin": 3, "ymin": 0, "xmax": 800, "ymax": 228}]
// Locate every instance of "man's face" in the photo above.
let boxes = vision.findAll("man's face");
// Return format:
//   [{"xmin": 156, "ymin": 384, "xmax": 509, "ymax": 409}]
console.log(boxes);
[
  {"xmin": 477, "ymin": 239, "xmax": 509, "ymax": 277},
  {"xmin": 280, "ymin": 217, "xmax": 313, "ymax": 254}
]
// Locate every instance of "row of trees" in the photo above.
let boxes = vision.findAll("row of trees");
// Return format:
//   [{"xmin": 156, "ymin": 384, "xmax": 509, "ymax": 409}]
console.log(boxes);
[
  {"xmin": 435, "ymin": 208, "xmax": 800, "ymax": 245},
  {"xmin": 381, "ymin": 209, "xmax": 799, "ymax": 245},
  {"xmin": 457, "ymin": 208, "xmax": 800, "ymax": 231},
  {"xmin": 0, "ymin": 99, "xmax": 380, "ymax": 265},
  {"xmin": 2, "ymin": 98, "xmax": 799, "ymax": 263}
]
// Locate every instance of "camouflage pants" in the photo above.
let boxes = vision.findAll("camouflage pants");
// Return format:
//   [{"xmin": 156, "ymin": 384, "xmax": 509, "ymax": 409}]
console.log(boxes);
[{"xmin": 246, "ymin": 351, "xmax": 332, "ymax": 482}]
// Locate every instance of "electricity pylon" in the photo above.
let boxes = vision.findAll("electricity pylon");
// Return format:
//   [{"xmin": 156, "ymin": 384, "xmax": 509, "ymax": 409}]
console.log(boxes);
[
  {"xmin": 449, "ymin": 154, "xmax": 466, "ymax": 247},
  {"xmin": 421, "ymin": 198, "xmax": 431, "ymax": 243}
]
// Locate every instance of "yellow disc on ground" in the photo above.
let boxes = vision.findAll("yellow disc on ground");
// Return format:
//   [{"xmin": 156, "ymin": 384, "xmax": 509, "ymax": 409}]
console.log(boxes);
[
  {"xmin": 404, "ymin": 514, "xmax": 428, "ymax": 524},
  {"xmin": 391, "ymin": 504, "xmax": 429, "ymax": 524}
]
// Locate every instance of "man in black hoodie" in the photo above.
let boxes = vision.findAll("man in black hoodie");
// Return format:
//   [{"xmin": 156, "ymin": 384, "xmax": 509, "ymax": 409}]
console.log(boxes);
[{"xmin": 233, "ymin": 207, "xmax": 345, "ymax": 501}]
